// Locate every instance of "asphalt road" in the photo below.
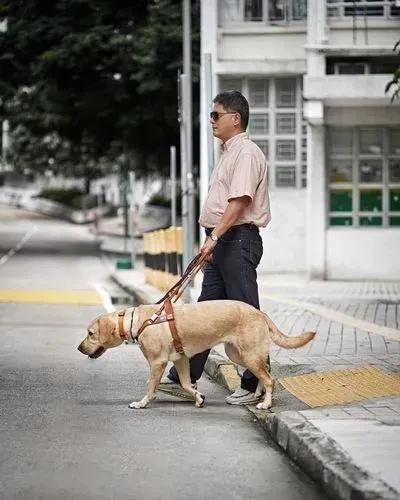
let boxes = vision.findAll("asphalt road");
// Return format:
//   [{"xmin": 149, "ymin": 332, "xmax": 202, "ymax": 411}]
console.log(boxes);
[{"xmin": 0, "ymin": 206, "xmax": 327, "ymax": 500}]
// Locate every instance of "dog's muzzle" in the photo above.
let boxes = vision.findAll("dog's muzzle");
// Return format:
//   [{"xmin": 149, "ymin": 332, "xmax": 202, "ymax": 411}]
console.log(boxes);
[
  {"xmin": 88, "ymin": 346, "xmax": 105, "ymax": 359},
  {"xmin": 77, "ymin": 344, "xmax": 105, "ymax": 359}
]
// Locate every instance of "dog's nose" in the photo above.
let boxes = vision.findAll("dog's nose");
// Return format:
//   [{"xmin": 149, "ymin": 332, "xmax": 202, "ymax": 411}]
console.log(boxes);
[{"xmin": 77, "ymin": 344, "xmax": 85, "ymax": 354}]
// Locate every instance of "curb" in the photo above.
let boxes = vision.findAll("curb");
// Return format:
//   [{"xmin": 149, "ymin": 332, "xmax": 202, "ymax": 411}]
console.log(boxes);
[
  {"xmin": 109, "ymin": 273, "xmax": 155, "ymax": 307},
  {"xmin": 253, "ymin": 411, "xmax": 398, "ymax": 500},
  {"xmin": 109, "ymin": 270, "xmax": 398, "ymax": 500},
  {"xmin": 203, "ymin": 352, "xmax": 240, "ymax": 392}
]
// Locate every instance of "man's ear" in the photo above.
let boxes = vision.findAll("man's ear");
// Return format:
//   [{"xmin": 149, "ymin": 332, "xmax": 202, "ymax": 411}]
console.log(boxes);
[{"xmin": 233, "ymin": 112, "xmax": 241, "ymax": 128}]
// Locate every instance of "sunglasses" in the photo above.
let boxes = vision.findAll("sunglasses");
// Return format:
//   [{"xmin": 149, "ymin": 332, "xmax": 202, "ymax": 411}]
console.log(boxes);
[{"xmin": 210, "ymin": 111, "xmax": 237, "ymax": 121}]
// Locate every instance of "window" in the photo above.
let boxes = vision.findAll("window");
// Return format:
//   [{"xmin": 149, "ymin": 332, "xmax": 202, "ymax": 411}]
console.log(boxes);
[
  {"xmin": 249, "ymin": 80, "xmax": 269, "ymax": 107},
  {"xmin": 328, "ymin": 127, "xmax": 400, "ymax": 227},
  {"xmin": 244, "ymin": 0, "xmax": 263, "ymax": 21},
  {"xmin": 220, "ymin": 76, "xmax": 306, "ymax": 189},
  {"xmin": 327, "ymin": 57, "xmax": 398, "ymax": 75},
  {"xmin": 276, "ymin": 166, "xmax": 296, "ymax": 186},
  {"xmin": 276, "ymin": 140, "xmax": 296, "ymax": 160},
  {"xmin": 327, "ymin": 1, "xmax": 400, "ymax": 20},
  {"xmin": 220, "ymin": 0, "xmax": 307, "ymax": 25},
  {"xmin": 276, "ymin": 113, "xmax": 296, "ymax": 134},
  {"xmin": 249, "ymin": 114, "xmax": 269, "ymax": 134},
  {"xmin": 276, "ymin": 78, "xmax": 296, "ymax": 107}
]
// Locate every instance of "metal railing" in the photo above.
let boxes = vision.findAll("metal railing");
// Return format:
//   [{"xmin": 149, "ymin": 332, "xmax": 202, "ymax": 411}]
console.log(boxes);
[{"xmin": 327, "ymin": 1, "xmax": 400, "ymax": 20}]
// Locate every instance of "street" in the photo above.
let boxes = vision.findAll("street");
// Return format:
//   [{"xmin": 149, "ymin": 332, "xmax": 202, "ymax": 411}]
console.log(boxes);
[{"xmin": 0, "ymin": 206, "xmax": 327, "ymax": 500}]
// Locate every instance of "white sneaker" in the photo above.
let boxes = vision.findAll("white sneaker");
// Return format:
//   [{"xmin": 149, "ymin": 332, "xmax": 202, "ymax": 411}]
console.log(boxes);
[
  {"xmin": 157, "ymin": 377, "xmax": 197, "ymax": 400},
  {"xmin": 160, "ymin": 377, "xmax": 177, "ymax": 385},
  {"xmin": 226, "ymin": 387, "xmax": 262, "ymax": 406}
]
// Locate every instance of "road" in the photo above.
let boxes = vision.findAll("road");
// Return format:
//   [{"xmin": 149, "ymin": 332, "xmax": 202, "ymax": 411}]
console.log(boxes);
[{"xmin": 0, "ymin": 206, "xmax": 327, "ymax": 500}]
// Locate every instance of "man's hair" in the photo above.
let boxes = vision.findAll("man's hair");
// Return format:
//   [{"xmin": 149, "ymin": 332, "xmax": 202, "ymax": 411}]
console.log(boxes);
[{"xmin": 213, "ymin": 90, "xmax": 249, "ymax": 130}]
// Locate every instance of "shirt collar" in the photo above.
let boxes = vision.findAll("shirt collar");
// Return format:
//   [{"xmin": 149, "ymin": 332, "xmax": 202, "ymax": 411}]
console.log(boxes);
[{"xmin": 220, "ymin": 132, "xmax": 248, "ymax": 153}]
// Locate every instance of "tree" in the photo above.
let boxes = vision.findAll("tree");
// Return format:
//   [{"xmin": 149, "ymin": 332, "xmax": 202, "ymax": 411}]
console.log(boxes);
[
  {"xmin": 0, "ymin": 0, "xmax": 200, "ymax": 187},
  {"xmin": 385, "ymin": 40, "xmax": 400, "ymax": 102}
]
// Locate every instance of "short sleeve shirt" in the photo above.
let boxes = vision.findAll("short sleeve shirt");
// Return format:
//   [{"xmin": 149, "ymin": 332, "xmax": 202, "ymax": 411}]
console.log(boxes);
[{"xmin": 199, "ymin": 133, "xmax": 271, "ymax": 228}]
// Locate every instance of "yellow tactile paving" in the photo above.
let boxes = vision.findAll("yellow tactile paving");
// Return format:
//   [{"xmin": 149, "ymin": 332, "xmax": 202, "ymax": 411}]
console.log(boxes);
[
  {"xmin": 279, "ymin": 365, "xmax": 400, "ymax": 408},
  {"xmin": 0, "ymin": 289, "xmax": 102, "ymax": 306}
]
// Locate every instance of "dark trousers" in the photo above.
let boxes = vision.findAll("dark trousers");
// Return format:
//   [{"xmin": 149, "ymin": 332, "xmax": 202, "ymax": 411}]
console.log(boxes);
[{"xmin": 168, "ymin": 224, "xmax": 263, "ymax": 392}]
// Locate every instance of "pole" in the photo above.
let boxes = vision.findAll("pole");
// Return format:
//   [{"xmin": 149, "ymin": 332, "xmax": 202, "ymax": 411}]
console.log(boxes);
[
  {"xmin": 182, "ymin": 0, "xmax": 195, "ymax": 267},
  {"xmin": 203, "ymin": 53, "xmax": 214, "ymax": 180},
  {"xmin": 129, "ymin": 170, "xmax": 136, "ymax": 269},
  {"xmin": 179, "ymin": 73, "xmax": 190, "ymax": 273},
  {"xmin": 170, "ymin": 146, "xmax": 177, "ymax": 226}
]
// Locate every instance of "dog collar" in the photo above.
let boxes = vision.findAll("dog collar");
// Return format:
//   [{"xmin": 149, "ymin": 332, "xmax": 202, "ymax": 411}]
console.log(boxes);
[
  {"xmin": 118, "ymin": 310, "xmax": 127, "ymax": 340},
  {"xmin": 118, "ymin": 309, "xmax": 138, "ymax": 342}
]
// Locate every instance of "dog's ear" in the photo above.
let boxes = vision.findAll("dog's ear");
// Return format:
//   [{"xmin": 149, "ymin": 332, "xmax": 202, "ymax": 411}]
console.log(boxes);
[{"xmin": 97, "ymin": 313, "xmax": 118, "ymax": 343}]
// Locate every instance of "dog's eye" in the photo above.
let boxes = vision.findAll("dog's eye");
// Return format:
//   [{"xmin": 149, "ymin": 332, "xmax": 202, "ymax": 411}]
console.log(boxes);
[{"xmin": 88, "ymin": 331, "xmax": 93, "ymax": 336}]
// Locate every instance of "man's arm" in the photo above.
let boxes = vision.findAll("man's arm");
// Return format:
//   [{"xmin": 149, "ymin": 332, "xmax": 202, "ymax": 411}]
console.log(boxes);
[{"xmin": 201, "ymin": 195, "xmax": 251, "ymax": 257}]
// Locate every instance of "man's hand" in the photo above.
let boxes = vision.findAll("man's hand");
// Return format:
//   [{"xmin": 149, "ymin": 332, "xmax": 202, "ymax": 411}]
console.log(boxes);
[{"xmin": 200, "ymin": 236, "xmax": 217, "ymax": 262}]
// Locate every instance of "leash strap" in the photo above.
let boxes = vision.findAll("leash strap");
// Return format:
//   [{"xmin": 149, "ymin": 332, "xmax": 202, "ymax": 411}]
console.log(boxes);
[
  {"xmin": 135, "ymin": 252, "xmax": 208, "ymax": 353},
  {"xmin": 164, "ymin": 298, "xmax": 184, "ymax": 354}
]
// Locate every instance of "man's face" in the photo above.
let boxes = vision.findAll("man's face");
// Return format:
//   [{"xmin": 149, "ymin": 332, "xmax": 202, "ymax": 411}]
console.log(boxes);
[{"xmin": 210, "ymin": 102, "xmax": 240, "ymax": 142}]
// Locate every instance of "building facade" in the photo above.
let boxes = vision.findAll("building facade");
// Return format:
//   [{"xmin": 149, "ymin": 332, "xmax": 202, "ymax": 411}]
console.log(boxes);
[{"xmin": 199, "ymin": 0, "xmax": 400, "ymax": 279}]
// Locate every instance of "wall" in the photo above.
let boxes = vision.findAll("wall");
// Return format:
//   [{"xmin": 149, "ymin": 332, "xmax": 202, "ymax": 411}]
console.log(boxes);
[
  {"xmin": 327, "ymin": 228, "xmax": 400, "ymax": 279},
  {"xmin": 328, "ymin": 24, "xmax": 400, "ymax": 47},
  {"xmin": 259, "ymin": 189, "xmax": 307, "ymax": 273},
  {"xmin": 219, "ymin": 29, "xmax": 306, "ymax": 61}
]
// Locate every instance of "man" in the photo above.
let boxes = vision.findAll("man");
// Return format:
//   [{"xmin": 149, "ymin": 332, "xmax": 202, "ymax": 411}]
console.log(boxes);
[{"xmin": 161, "ymin": 90, "xmax": 271, "ymax": 405}]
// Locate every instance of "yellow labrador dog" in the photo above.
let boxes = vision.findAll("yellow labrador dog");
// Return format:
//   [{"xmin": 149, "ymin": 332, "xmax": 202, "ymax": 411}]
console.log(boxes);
[{"xmin": 77, "ymin": 300, "xmax": 315, "ymax": 410}]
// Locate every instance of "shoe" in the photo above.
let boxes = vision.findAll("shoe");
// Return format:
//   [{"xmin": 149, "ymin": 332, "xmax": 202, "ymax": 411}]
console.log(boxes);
[
  {"xmin": 157, "ymin": 377, "xmax": 197, "ymax": 400},
  {"xmin": 226, "ymin": 387, "xmax": 262, "ymax": 406}
]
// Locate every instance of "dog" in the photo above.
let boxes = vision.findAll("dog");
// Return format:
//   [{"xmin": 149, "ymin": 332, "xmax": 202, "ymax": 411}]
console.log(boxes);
[{"xmin": 77, "ymin": 300, "xmax": 315, "ymax": 410}]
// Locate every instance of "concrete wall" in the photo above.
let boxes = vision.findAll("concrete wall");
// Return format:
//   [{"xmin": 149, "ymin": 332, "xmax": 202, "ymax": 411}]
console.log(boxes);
[
  {"xmin": 259, "ymin": 189, "xmax": 306, "ymax": 273},
  {"xmin": 327, "ymin": 228, "xmax": 400, "ymax": 280},
  {"xmin": 304, "ymin": 74, "xmax": 395, "ymax": 104},
  {"xmin": 325, "ymin": 106, "xmax": 400, "ymax": 126},
  {"xmin": 328, "ymin": 24, "xmax": 400, "ymax": 47},
  {"xmin": 219, "ymin": 30, "xmax": 306, "ymax": 61}
]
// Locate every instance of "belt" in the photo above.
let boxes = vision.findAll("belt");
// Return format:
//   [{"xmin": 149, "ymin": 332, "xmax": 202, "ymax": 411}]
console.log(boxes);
[{"xmin": 205, "ymin": 223, "xmax": 259, "ymax": 237}]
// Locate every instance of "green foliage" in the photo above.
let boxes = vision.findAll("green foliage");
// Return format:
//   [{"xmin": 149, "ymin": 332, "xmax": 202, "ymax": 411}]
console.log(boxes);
[
  {"xmin": 385, "ymin": 40, "xmax": 400, "ymax": 102},
  {"xmin": 35, "ymin": 187, "xmax": 83, "ymax": 207},
  {"xmin": 0, "ymin": 0, "xmax": 200, "ymax": 181},
  {"xmin": 35, "ymin": 187, "xmax": 98, "ymax": 210}
]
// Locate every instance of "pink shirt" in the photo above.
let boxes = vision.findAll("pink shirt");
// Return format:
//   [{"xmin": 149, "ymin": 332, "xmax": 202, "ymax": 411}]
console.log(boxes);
[{"xmin": 199, "ymin": 133, "xmax": 271, "ymax": 229}]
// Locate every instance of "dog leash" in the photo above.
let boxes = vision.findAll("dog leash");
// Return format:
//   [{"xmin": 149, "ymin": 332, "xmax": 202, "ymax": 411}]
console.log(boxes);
[{"xmin": 119, "ymin": 252, "xmax": 208, "ymax": 352}]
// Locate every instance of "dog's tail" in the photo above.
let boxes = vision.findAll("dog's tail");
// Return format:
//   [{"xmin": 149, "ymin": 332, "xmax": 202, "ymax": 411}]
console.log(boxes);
[{"xmin": 261, "ymin": 312, "xmax": 316, "ymax": 349}]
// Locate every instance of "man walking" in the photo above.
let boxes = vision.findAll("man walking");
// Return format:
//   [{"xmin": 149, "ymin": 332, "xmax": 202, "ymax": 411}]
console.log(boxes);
[{"xmin": 161, "ymin": 90, "xmax": 271, "ymax": 405}]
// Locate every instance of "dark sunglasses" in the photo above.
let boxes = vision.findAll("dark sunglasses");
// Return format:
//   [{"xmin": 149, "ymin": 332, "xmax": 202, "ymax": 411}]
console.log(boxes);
[{"xmin": 210, "ymin": 111, "xmax": 237, "ymax": 121}]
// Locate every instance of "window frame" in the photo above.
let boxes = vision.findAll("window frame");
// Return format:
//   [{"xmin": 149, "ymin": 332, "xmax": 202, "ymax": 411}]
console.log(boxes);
[
  {"xmin": 233, "ymin": 0, "xmax": 307, "ymax": 24},
  {"xmin": 328, "ymin": 127, "xmax": 400, "ymax": 228},
  {"xmin": 219, "ymin": 75, "xmax": 306, "ymax": 189}
]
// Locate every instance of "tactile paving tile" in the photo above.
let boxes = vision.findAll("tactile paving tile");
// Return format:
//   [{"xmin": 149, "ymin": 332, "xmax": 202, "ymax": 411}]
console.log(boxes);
[
  {"xmin": 0, "ymin": 289, "xmax": 102, "ymax": 305},
  {"xmin": 279, "ymin": 365, "xmax": 400, "ymax": 408}
]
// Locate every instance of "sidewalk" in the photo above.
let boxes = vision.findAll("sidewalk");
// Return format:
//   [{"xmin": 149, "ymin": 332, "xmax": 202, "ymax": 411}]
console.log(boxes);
[{"xmin": 102, "ymin": 240, "xmax": 400, "ymax": 499}]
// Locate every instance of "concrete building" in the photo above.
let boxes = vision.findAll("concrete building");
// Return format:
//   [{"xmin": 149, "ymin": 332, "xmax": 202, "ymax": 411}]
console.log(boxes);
[{"xmin": 199, "ymin": 0, "xmax": 400, "ymax": 279}]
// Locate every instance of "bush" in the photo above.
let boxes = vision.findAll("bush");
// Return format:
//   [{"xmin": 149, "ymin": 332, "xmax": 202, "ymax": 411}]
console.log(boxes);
[
  {"xmin": 71, "ymin": 193, "xmax": 98, "ymax": 210},
  {"xmin": 147, "ymin": 194, "xmax": 171, "ymax": 208},
  {"xmin": 36, "ymin": 188, "xmax": 98, "ymax": 210},
  {"xmin": 36, "ymin": 188, "xmax": 83, "ymax": 207}
]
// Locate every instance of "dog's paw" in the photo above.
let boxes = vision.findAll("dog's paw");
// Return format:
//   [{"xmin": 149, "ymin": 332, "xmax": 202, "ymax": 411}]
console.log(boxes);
[
  {"xmin": 256, "ymin": 402, "xmax": 271, "ymax": 411},
  {"xmin": 195, "ymin": 393, "xmax": 205, "ymax": 408},
  {"xmin": 128, "ymin": 401, "xmax": 146, "ymax": 409}
]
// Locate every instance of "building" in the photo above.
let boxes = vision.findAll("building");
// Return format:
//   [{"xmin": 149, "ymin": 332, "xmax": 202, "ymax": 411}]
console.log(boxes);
[{"xmin": 199, "ymin": 0, "xmax": 400, "ymax": 279}]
